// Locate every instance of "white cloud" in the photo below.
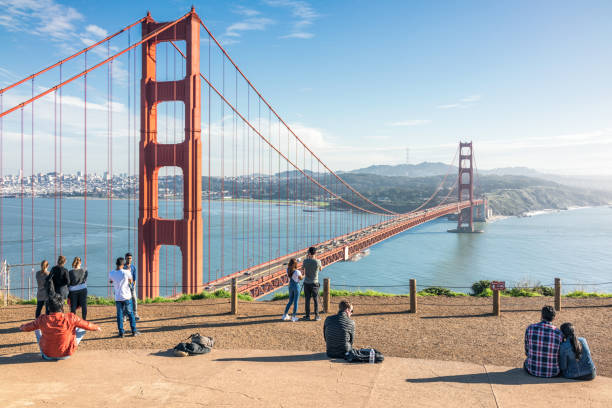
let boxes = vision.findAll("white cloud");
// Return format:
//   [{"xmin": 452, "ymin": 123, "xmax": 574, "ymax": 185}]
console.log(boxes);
[
  {"xmin": 225, "ymin": 17, "xmax": 275, "ymax": 37},
  {"xmin": 436, "ymin": 104, "xmax": 462, "ymax": 109},
  {"xmin": 460, "ymin": 95, "xmax": 481, "ymax": 103},
  {"xmin": 0, "ymin": 0, "xmax": 84, "ymax": 41},
  {"xmin": 85, "ymin": 24, "xmax": 108, "ymax": 38},
  {"xmin": 387, "ymin": 120, "xmax": 432, "ymax": 127},
  {"xmin": 265, "ymin": 0, "xmax": 319, "ymax": 39},
  {"xmin": 234, "ymin": 6, "xmax": 261, "ymax": 17}
]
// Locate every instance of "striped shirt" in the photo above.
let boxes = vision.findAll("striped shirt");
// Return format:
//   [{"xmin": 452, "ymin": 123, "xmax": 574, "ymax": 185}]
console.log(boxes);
[
  {"xmin": 323, "ymin": 311, "xmax": 355, "ymax": 358},
  {"xmin": 524, "ymin": 321, "xmax": 562, "ymax": 377}
]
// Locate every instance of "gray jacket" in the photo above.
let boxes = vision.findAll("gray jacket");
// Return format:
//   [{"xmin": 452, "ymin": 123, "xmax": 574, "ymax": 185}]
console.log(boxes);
[{"xmin": 323, "ymin": 311, "xmax": 355, "ymax": 358}]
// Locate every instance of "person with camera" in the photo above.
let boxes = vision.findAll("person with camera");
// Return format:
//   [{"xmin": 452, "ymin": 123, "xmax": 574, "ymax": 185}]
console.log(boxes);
[{"xmin": 301, "ymin": 246, "xmax": 322, "ymax": 321}]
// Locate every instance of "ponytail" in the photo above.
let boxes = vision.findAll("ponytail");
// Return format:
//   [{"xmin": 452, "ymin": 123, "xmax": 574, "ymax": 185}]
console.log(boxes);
[{"xmin": 560, "ymin": 323, "xmax": 583, "ymax": 361}]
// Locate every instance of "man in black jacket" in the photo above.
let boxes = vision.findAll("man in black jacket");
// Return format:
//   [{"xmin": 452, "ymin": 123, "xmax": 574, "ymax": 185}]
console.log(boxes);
[{"xmin": 323, "ymin": 299, "xmax": 355, "ymax": 358}]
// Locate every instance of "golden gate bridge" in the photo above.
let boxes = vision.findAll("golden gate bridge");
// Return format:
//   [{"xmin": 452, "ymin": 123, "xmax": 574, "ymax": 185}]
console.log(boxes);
[{"xmin": 0, "ymin": 8, "xmax": 484, "ymax": 300}]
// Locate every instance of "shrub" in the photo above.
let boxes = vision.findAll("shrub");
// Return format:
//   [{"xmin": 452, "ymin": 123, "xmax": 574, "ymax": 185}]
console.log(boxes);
[
  {"xmin": 471, "ymin": 280, "xmax": 491, "ymax": 296},
  {"xmin": 418, "ymin": 287, "xmax": 467, "ymax": 297},
  {"xmin": 475, "ymin": 288, "xmax": 493, "ymax": 297},
  {"xmin": 565, "ymin": 291, "xmax": 612, "ymax": 298},
  {"xmin": 504, "ymin": 288, "xmax": 541, "ymax": 297}
]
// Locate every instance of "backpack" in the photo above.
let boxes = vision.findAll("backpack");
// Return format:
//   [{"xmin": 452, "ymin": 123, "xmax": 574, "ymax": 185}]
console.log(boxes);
[
  {"xmin": 345, "ymin": 348, "xmax": 384, "ymax": 363},
  {"xmin": 172, "ymin": 333, "xmax": 214, "ymax": 357}
]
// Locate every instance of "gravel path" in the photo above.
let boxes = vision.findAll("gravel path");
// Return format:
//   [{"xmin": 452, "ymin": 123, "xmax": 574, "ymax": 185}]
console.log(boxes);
[{"xmin": 1, "ymin": 296, "xmax": 610, "ymax": 376}]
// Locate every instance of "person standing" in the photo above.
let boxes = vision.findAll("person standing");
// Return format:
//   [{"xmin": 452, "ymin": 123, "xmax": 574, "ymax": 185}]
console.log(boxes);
[
  {"xmin": 109, "ymin": 257, "xmax": 139, "ymax": 338},
  {"xmin": 524, "ymin": 305, "xmax": 563, "ymax": 377},
  {"xmin": 301, "ymin": 246, "xmax": 322, "ymax": 321},
  {"xmin": 20, "ymin": 294, "xmax": 101, "ymax": 360},
  {"xmin": 68, "ymin": 256, "xmax": 88, "ymax": 320},
  {"xmin": 35, "ymin": 260, "xmax": 50, "ymax": 318},
  {"xmin": 559, "ymin": 323, "xmax": 596, "ymax": 380},
  {"xmin": 48, "ymin": 255, "xmax": 69, "ymax": 300},
  {"xmin": 282, "ymin": 258, "xmax": 302, "ymax": 322},
  {"xmin": 123, "ymin": 252, "xmax": 140, "ymax": 321}
]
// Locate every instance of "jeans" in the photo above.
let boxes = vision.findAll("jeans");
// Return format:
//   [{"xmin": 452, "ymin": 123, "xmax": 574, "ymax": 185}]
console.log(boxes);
[
  {"xmin": 35, "ymin": 300, "xmax": 48, "ymax": 318},
  {"xmin": 283, "ymin": 281, "xmax": 300, "ymax": 317},
  {"xmin": 303, "ymin": 282, "xmax": 320, "ymax": 317},
  {"xmin": 68, "ymin": 288, "xmax": 88, "ymax": 320},
  {"xmin": 115, "ymin": 299, "xmax": 137, "ymax": 335},
  {"xmin": 35, "ymin": 328, "xmax": 85, "ymax": 360},
  {"xmin": 122, "ymin": 284, "xmax": 138, "ymax": 317}
]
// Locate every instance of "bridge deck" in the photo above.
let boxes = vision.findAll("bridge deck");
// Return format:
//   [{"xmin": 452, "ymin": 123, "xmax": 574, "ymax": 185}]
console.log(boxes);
[{"xmin": 206, "ymin": 200, "xmax": 483, "ymax": 299}]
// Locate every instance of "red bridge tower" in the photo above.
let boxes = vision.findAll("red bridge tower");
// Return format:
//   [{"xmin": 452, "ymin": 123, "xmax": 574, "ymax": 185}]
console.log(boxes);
[
  {"xmin": 138, "ymin": 10, "xmax": 203, "ymax": 299},
  {"xmin": 456, "ymin": 141, "xmax": 474, "ymax": 232}
]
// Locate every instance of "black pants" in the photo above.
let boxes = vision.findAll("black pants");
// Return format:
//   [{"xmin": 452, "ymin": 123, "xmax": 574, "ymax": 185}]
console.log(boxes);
[
  {"xmin": 304, "ymin": 282, "xmax": 320, "ymax": 317},
  {"xmin": 68, "ymin": 288, "xmax": 88, "ymax": 320},
  {"xmin": 35, "ymin": 300, "xmax": 47, "ymax": 318}
]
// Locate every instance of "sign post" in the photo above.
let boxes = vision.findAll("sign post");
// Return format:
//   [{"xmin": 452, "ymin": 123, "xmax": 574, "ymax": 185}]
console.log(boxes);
[{"xmin": 490, "ymin": 281, "xmax": 505, "ymax": 316}]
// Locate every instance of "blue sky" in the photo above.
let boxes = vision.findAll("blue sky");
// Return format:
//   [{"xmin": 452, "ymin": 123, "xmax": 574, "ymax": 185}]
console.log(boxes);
[{"xmin": 1, "ymin": 0, "xmax": 611, "ymax": 175}]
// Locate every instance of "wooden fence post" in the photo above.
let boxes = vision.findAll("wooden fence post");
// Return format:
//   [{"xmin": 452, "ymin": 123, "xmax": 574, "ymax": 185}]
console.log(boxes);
[
  {"xmin": 554, "ymin": 278, "xmax": 561, "ymax": 311},
  {"xmin": 409, "ymin": 279, "xmax": 417, "ymax": 314},
  {"xmin": 231, "ymin": 278, "xmax": 238, "ymax": 315},
  {"xmin": 323, "ymin": 278, "xmax": 330, "ymax": 313},
  {"xmin": 493, "ymin": 290, "xmax": 501, "ymax": 316}
]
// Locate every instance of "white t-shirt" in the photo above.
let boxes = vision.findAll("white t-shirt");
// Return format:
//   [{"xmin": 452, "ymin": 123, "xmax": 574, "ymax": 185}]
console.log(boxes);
[
  {"xmin": 109, "ymin": 268, "xmax": 133, "ymax": 301},
  {"xmin": 291, "ymin": 270, "xmax": 303, "ymax": 283}
]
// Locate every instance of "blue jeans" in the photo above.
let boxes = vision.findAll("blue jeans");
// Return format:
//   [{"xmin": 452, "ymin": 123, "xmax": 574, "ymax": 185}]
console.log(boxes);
[
  {"xmin": 115, "ymin": 299, "xmax": 137, "ymax": 335},
  {"xmin": 283, "ymin": 280, "xmax": 300, "ymax": 317},
  {"xmin": 35, "ymin": 328, "xmax": 85, "ymax": 360}
]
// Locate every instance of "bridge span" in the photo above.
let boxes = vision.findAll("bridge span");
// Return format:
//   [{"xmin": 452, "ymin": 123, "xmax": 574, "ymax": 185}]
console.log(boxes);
[{"xmin": 207, "ymin": 199, "xmax": 484, "ymax": 299}]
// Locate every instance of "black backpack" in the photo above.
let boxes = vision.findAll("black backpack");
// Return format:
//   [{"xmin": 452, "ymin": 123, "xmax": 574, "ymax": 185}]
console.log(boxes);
[
  {"xmin": 172, "ymin": 333, "xmax": 214, "ymax": 357},
  {"xmin": 345, "ymin": 348, "xmax": 384, "ymax": 363}
]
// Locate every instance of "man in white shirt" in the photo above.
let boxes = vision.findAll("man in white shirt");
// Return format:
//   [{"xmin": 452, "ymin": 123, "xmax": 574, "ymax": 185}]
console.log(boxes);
[{"xmin": 109, "ymin": 257, "xmax": 140, "ymax": 338}]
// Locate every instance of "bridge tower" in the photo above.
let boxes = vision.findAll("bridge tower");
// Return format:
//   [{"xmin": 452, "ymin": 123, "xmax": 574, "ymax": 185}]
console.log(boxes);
[
  {"xmin": 138, "ymin": 9, "xmax": 203, "ymax": 299},
  {"xmin": 456, "ymin": 141, "xmax": 474, "ymax": 232}
]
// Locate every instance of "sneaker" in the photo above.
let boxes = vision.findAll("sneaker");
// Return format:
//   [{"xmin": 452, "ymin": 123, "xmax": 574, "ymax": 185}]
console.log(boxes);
[
  {"xmin": 291, "ymin": 316, "xmax": 299, "ymax": 322},
  {"xmin": 135, "ymin": 315, "xmax": 141, "ymax": 321},
  {"xmin": 118, "ymin": 333, "xmax": 124, "ymax": 338},
  {"xmin": 314, "ymin": 315, "xmax": 321, "ymax": 321},
  {"xmin": 300, "ymin": 316, "xmax": 311, "ymax": 321},
  {"xmin": 123, "ymin": 316, "xmax": 128, "ymax": 322},
  {"xmin": 132, "ymin": 331, "xmax": 141, "ymax": 337},
  {"xmin": 282, "ymin": 314, "xmax": 290, "ymax": 321}
]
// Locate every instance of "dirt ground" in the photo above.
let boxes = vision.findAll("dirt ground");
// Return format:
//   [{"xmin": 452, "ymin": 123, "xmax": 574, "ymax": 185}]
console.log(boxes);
[{"xmin": 1, "ymin": 296, "xmax": 610, "ymax": 377}]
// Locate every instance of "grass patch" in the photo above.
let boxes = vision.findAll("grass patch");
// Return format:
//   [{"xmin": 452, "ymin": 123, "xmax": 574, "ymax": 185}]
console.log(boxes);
[
  {"xmin": 16, "ymin": 299, "xmax": 37, "ymax": 305},
  {"xmin": 418, "ymin": 287, "xmax": 468, "ymax": 297},
  {"xmin": 565, "ymin": 291, "xmax": 612, "ymax": 298}
]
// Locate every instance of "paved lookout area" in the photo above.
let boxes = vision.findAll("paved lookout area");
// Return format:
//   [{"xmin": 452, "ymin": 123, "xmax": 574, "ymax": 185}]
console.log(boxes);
[{"xmin": 0, "ymin": 349, "xmax": 610, "ymax": 407}]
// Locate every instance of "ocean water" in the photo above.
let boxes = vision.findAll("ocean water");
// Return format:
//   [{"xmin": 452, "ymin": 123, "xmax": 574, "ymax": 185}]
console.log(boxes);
[{"xmin": 1, "ymin": 198, "xmax": 611, "ymax": 298}]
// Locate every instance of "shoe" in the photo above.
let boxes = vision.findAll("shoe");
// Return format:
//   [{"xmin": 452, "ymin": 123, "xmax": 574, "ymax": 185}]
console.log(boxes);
[
  {"xmin": 123, "ymin": 316, "xmax": 128, "ymax": 322},
  {"xmin": 314, "ymin": 315, "xmax": 321, "ymax": 321},
  {"xmin": 300, "ymin": 316, "xmax": 311, "ymax": 321},
  {"xmin": 132, "ymin": 331, "xmax": 141, "ymax": 337},
  {"xmin": 291, "ymin": 316, "xmax": 299, "ymax": 322},
  {"xmin": 118, "ymin": 333, "xmax": 124, "ymax": 338},
  {"xmin": 135, "ymin": 315, "xmax": 141, "ymax": 321},
  {"xmin": 282, "ymin": 314, "xmax": 290, "ymax": 321}
]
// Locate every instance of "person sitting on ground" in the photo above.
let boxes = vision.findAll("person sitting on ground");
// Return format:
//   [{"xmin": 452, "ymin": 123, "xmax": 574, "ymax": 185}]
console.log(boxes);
[
  {"xmin": 282, "ymin": 258, "xmax": 303, "ymax": 322},
  {"xmin": 68, "ymin": 256, "xmax": 88, "ymax": 320},
  {"xmin": 559, "ymin": 322, "xmax": 596, "ymax": 380},
  {"xmin": 19, "ymin": 294, "xmax": 101, "ymax": 360},
  {"xmin": 109, "ymin": 257, "xmax": 139, "ymax": 338},
  {"xmin": 301, "ymin": 246, "xmax": 322, "ymax": 321},
  {"xmin": 323, "ymin": 299, "xmax": 355, "ymax": 358},
  {"xmin": 35, "ymin": 260, "xmax": 50, "ymax": 318},
  {"xmin": 48, "ymin": 255, "xmax": 70, "ymax": 300},
  {"xmin": 524, "ymin": 305, "xmax": 563, "ymax": 377}
]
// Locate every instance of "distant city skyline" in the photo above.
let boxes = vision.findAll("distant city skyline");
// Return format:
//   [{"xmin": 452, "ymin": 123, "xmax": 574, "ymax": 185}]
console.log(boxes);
[{"xmin": 1, "ymin": 1, "xmax": 611, "ymax": 176}]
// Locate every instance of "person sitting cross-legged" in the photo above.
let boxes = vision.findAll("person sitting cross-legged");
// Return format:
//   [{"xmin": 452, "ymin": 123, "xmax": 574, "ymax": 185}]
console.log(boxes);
[
  {"xmin": 19, "ymin": 294, "xmax": 101, "ymax": 360},
  {"xmin": 524, "ymin": 305, "xmax": 563, "ymax": 377},
  {"xmin": 323, "ymin": 299, "xmax": 355, "ymax": 359}
]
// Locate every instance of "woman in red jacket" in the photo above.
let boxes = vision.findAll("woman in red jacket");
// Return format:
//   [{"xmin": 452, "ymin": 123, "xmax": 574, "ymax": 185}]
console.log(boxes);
[{"xmin": 20, "ymin": 294, "xmax": 101, "ymax": 360}]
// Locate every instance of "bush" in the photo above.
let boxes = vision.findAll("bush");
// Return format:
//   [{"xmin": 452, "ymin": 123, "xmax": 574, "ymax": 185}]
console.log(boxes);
[
  {"xmin": 475, "ymin": 288, "xmax": 493, "ymax": 297},
  {"xmin": 504, "ymin": 288, "xmax": 542, "ymax": 297},
  {"xmin": 471, "ymin": 280, "xmax": 491, "ymax": 296},
  {"xmin": 565, "ymin": 291, "xmax": 612, "ymax": 298},
  {"xmin": 418, "ymin": 287, "xmax": 467, "ymax": 297}
]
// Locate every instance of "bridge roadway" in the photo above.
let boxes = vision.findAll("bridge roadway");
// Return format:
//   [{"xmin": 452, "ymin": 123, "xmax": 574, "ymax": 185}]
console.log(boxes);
[{"xmin": 205, "ymin": 199, "xmax": 483, "ymax": 299}]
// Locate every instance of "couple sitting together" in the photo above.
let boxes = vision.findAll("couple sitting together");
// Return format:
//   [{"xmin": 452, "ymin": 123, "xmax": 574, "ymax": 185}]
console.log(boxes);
[{"xmin": 524, "ymin": 306, "xmax": 596, "ymax": 380}]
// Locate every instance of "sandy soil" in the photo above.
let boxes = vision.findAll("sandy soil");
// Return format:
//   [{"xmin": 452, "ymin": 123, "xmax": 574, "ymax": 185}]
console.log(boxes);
[{"xmin": 1, "ymin": 296, "xmax": 610, "ymax": 376}]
